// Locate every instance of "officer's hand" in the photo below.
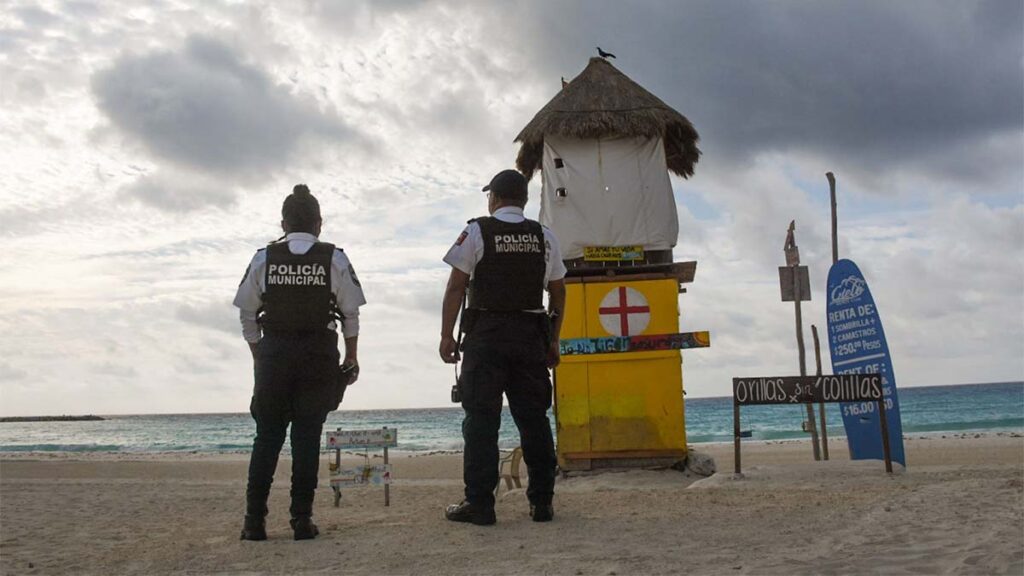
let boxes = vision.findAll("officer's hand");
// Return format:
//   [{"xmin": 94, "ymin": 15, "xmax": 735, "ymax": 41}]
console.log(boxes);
[
  {"xmin": 341, "ymin": 359, "xmax": 359, "ymax": 385},
  {"xmin": 546, "ymin": 342, "xmax": 561, "ymax": 369},
  {"xmin": 439, "ymin": 336, "xmax": 460, "ymax": 364}
]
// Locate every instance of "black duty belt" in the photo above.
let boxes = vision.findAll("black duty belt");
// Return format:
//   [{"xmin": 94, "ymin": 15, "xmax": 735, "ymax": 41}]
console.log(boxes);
[
  {"xmin": 467, "ymin": 309, "xmax": 544, "ymax": 318},
  {"xmin": 262, "ymin": 328, "xmax": 334, "ymax": 338}
]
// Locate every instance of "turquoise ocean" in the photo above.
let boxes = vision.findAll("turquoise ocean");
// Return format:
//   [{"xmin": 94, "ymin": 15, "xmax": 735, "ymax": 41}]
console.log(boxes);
[{"xmin": 0, "ymin": 382, "xmax": 1020, "ymax": 454}]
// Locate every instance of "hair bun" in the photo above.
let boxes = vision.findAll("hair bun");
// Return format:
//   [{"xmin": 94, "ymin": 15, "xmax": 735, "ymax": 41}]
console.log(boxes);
[{"xmin": 293, "ymin": 184, "xmax": 310, "ymax": 196}]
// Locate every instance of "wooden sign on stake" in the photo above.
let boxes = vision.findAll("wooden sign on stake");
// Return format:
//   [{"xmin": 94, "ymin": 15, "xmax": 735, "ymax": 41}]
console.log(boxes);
[
  {"xmin": 780, "ymin": 221, "xmax": 820, "ymax": 461},
  {"xmin": 779, "ymin": 266, "xmax": 811, "ymax": 302},
  {"xmin": 326, "ymin": 427, "xmax": 397, "ymax": 507},
  {"xmin": 731, "ymin": 374, "xmax": 892, "ymax": 474}
]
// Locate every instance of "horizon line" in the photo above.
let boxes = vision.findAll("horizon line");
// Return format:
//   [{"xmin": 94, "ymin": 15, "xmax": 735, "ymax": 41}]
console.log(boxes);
[{"xmin": 2, "ymin": 380, "xmax": 1020, "ymax": 420}]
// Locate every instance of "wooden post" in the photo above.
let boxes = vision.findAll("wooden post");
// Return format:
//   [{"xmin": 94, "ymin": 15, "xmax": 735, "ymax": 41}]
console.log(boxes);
[
  {"xmin": 811, "ymin": 325, "xmax": 829, "ymax": 460},
  {"xmin": 785, "ymin": 222, "xmax": 820, "ymax": 461},
  {"xmin": 827, "ymin": 172, "xmax": 838, "ymax": 265},
  {"xmin": 825, "ymin": 170, "xmax": 838, "ymax": 458},
  {"xmin": 333, "ymin": 427, "xmax": 342, "ymax": 507},
  {"xmin": 383, "ymin": 427, "xmax": 391, "ymax": 506},
  {"xmin": 793, "ymin": 271, "xmax": 807, "ymax": 376},
  {"xmin": 795, "ymin": 275, "xmax": 821, "ymax": 461},
  {"xmin": 733, "ymin": 400, "xmax": 741, "ymax": 474},
  {"xmin": 878, "ymin": 397, "xmax": 893, "ymax": 473}
]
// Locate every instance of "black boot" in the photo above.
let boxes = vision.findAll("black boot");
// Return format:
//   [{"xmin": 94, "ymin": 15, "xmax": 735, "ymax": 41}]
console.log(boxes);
[
  {"xmin": 445, "ymin": 501, "xmax": 497, "ymax": 526},
  {"xmin": 239, "ymin": 515, "xmax": 267, "ymax": 541},
  {"xmin": 290, "ymin": 516, "xmax": 319, "ymax": 540},
  {"xmin": 530, "ymin": 503, "xmax": 554, "ymax": 522}
]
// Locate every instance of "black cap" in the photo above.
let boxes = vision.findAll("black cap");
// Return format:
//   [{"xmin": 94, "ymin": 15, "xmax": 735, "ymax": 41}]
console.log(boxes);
[{"xmin": 482, "ymin": 169, "xmax": 527, "ymax": 200}]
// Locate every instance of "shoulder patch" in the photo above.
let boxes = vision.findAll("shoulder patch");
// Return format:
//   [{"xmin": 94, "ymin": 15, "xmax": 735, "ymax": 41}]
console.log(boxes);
[
  {"xmin": 347, "ymin": 264, "xmax": 361, "ymax": 287},
  {"xmin": 455, "ymin": 230, "xmax": 468, "ymax": 246}
]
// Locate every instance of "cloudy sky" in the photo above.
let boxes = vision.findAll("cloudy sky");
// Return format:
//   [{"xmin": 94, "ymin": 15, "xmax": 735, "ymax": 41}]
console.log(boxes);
[{"xmin": 1, "ymin": 0, "xmax": 1021, "ymax": 416}]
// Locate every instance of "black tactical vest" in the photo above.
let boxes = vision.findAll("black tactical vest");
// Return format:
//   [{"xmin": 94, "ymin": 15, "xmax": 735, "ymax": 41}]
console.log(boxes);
[
  {"xmin": 468, "ymin": 217, "xmax": 546, "ymax": 311},
  {"xmin": 259, "ymin": 241, "xmax": 336, "ymax": 331}
]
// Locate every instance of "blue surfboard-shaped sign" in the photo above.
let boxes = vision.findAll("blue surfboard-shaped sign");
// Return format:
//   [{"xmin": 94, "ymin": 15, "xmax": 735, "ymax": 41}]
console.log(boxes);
[{"xmin": 826, "ymin": 259, "xmax": 906, "ymax": 466}]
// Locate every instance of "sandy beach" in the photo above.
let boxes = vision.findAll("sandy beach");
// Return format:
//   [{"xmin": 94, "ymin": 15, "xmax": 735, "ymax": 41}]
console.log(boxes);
[{"xmin": 1, "ymin": 434, "xmax": 1022, "ymax": 575}]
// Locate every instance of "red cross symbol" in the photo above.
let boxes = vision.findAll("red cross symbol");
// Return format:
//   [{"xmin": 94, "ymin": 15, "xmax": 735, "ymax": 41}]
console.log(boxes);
[{"xmin": 599, "ymin": 286, "xmax": 651, "ymax": 336}]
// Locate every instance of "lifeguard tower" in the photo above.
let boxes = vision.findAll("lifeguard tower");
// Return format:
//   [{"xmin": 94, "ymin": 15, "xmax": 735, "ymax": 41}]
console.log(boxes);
[{"xmin": 515, "ymin": 57, "xmax": 709, "ymax": 471}]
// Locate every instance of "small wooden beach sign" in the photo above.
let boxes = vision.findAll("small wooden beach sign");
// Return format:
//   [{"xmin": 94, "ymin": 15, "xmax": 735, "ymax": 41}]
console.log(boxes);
[
  {"xmin": 329, "ymin": 464, "xmax": 392, "ymax": 487},
  {"xmin": 326, "ymin": 427, "xmax": 397, "ymax": 506},
  {"xmin": 326, "ymin": 428, "xmax": 398, "ymax": 449}
]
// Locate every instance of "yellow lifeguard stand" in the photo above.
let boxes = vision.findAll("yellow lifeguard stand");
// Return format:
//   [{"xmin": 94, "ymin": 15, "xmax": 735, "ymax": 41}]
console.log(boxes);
[
  {"xmin": 557, "ymin": 268, "xmax": 709, "ymax": 470},
  {"xmin": 514, "ymin": 58, "xmax": 709, "ymax": 470}
]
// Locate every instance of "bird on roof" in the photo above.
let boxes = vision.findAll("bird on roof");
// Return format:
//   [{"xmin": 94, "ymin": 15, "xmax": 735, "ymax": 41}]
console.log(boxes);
[
  {"xmin": 596, "ymin": 47, "xmax": 616, "ymax": 59},
  {"xmin": 561, "ymin": 76, "xmax": 568, "ymax": 89}
]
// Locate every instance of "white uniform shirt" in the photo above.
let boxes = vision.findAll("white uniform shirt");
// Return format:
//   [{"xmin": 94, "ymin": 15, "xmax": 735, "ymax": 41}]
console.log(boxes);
[
  {"xmin": 443, "ymin": 206, "xmax": 567, "ymax": 311},
  {"xmin": 233, "ymin": 232, "xmax": 367, "ymax": 343}
]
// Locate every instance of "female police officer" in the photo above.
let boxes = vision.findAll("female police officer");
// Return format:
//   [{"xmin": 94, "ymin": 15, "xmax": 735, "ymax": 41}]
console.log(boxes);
[{"xmin": 233, "ymin": 184, "xmax": 366, "ymax": 540}]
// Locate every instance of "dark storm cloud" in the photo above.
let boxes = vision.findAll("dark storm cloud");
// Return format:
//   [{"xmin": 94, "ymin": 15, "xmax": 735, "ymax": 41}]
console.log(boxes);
[
  {"xmin": 122, "ymin": 172, "xmax": 235, "ymax": 213},
  {"xmin": 515, "ymin": 0, "xmax": 1023, "ymax": 180},
  {"xmin": 60, "ymin": 1, "xmax": 102, "ymax": 18},
  {"xmin": 13, "ymin": 6, "xmax": 61, "ymax": 28},
  {"xmin": 301, "ymin": 0, "xmax": 434, "ymax": 33},
  {"xmin": 91, "ymin": 35, "xmax": 361, "ymax": 177}
]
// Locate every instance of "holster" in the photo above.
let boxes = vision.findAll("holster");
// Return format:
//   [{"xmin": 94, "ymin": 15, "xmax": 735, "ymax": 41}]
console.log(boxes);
[
  {"xmin": 452, "ymin": 302, "xmax": 471, "ymax": 404},
  {"xmin": 459, "ymin": 308, "xmax": 479, "ymax": 339},
  {"xmin": 542, "ymin": 312, "xmax": 554, "ymax": 347}
]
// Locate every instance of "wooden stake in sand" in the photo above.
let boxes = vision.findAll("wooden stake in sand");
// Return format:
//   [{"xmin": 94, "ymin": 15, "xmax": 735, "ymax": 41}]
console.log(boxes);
[
  {"xmin": 827, "ymin": 172, "xmax": 838, "ymax": 265},
  {"xmin": 811, "ymin": 324, "xmax": 830, "ymax": 460},
  {"xmin": 823, "ymin": 171, "xmax": 839, "ymax": 460},
  {"xmin": 780, "ymin": 222, "xmax": 821, "ymax": 461}
]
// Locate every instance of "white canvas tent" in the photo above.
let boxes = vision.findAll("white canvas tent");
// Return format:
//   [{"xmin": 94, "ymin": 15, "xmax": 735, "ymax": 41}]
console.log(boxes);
[
  {"xmin": 515, "ymin": 58, "xmax": 700, "ymax": 262},
  {"xmin": 539, "ymin": 135, "xmax": 678, "ymax": 260}
]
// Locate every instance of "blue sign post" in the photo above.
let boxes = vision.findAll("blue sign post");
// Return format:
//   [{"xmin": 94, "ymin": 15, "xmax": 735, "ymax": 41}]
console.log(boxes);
[{"xmin": 826, "ymin": 259, "xmax": 906, "ymax": 467}]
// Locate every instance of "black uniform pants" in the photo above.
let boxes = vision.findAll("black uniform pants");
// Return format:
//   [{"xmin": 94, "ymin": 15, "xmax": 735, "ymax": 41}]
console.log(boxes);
[
  {"xmin": 246, "ymin": 331, "xmax": 338, "ymax": 519},
  {"xmin": 459, "ymin": 313, "xmax": 557, "ymax": 509}
]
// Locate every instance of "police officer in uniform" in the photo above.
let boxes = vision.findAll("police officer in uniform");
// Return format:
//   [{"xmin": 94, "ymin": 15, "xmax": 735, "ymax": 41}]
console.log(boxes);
[
  {"xmin": 440, "ymin": 169, "xmax": 566, "ymax": 525},
  {"xmin": 233, "ymin": 184, "xmax": 366, "ymax": 540}
]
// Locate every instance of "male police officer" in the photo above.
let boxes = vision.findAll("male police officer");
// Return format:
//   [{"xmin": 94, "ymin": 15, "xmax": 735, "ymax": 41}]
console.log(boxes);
[
  {"xmin": 440, "ymin": 169, "xmax": 566, "ymax": 525},
  {"xmin": 234, "ymin": 184, "xmax": 366, "ymax": 540}
]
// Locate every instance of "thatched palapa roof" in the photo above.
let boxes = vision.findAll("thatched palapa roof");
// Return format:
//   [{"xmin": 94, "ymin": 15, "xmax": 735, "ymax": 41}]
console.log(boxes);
[{"xmin": 515, "ymin": 57, "xmax": 701, "ymax": 181}]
